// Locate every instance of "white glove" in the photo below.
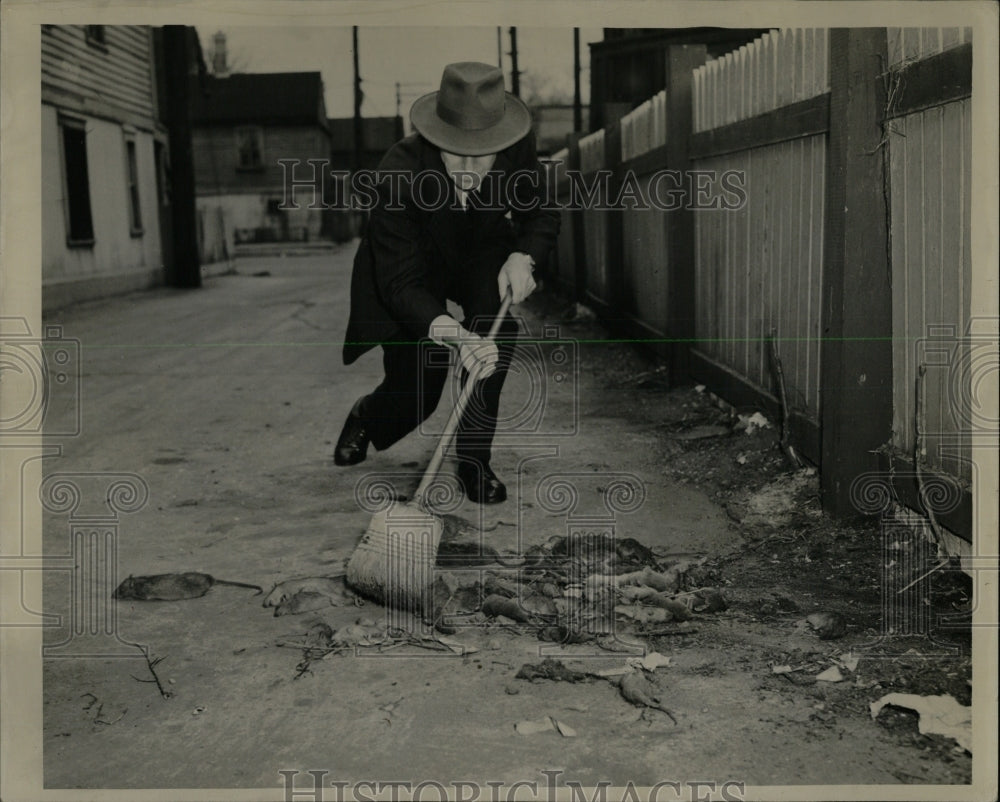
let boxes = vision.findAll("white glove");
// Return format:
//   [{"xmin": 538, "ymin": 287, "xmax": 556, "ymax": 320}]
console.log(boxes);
[
  {"xmin": 428, "ymin": 315, "xmax": 498, "ymax": 379},
  {"xmin": 497, "ymin": 252, "xmax": 536, "ymax": 305},
  {"xmin": 456, "ymin": 330, "xmax": 498, "ymax": 379}
]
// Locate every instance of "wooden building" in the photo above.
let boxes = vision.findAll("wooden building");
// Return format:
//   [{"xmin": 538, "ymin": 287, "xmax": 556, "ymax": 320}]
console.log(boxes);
[
  {"xmin": 41, "ymin": 25, "xmax": 198, "ymax": 310},
  {"xmin": 190, "ymin": 71, "xmax": 332, "ymax": 244}
]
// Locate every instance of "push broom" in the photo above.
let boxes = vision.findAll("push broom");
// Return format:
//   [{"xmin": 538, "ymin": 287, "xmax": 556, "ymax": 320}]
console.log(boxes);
[{"xmin": 346, "ymin": 289, "xmax": 513, "ymax": 618}]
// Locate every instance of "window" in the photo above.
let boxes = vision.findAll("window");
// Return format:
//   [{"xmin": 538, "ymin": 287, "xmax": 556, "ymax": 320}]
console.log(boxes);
[
  {"xmin": 124, "ymin": 137, "xmax": 143, "ymax": 235},
  {"xmin": 236, "ymin": 126, "xmax": 264, "ymax": 170},
  {"xmin": 59, "ymin": 118, "xmax": 94, "ymax": 245},
  {"xmin": 85, "ymin": 26, "xmax": 106, "ymax": 48}
]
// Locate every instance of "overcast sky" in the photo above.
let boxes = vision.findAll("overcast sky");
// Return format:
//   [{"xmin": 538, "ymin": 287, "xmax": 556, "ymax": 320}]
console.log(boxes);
[{"xmin": 194, "ymin": 26, "xmax": 603, "ymax": 128}]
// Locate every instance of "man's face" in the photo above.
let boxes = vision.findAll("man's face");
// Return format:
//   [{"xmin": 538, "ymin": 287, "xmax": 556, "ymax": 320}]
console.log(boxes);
[{"xmin": 440, "ymin": 151, "xmax": 497, "ymax": 192}]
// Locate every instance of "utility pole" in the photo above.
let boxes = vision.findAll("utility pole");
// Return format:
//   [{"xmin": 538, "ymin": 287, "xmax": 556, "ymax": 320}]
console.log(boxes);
[
  {"xmin": 573, "ymin": 28, "xmax": 582, "ymax": 131},
  {"xmin": 352, "ymin": 26, "xmax": 363, "ymax": 172},
  {"xmin": 508, "ymin": 27, "xmax": 520, "ymax": 97},
  {"xmin": 161, "ymin": 26, "xmax": 201, "ymax": 288},
  {"xmin": 496, "ymin": 27, "xmax": 502, "ymax": 70},
  {"xmin": 395, "ymin": 82, "xmax": 401, "ymax": 118}
]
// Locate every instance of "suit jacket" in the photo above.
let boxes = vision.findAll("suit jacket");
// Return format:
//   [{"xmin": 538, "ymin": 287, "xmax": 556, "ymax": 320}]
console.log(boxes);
[{"xmin": 342, "ymin": 132, "xmax": 561, "ymax": 365}]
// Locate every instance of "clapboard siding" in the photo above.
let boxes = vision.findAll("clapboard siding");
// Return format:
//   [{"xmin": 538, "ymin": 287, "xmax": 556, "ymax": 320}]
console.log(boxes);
[
  {"xmin": 888, "ymin": 98, "xmax": 972, "ymax": 481},
  {"xmin": 42, "ymin": 25, "xmax": 155, "ymax": 126}
]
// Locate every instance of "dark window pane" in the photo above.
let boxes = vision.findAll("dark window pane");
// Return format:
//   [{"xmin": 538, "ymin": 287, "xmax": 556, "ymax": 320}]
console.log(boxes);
[
  {"xmin": 126, "ymin": 140, "xmax": 142, "ymax": 231},
  {"xmin": 62, "ymin": 124, "xmax": 94, "ymax": 242}
]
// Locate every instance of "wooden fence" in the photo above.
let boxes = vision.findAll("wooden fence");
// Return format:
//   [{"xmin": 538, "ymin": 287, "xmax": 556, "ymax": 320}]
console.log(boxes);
[
  {"xmin": 545, "ymin": 28, "xmax": 974, "ymax": 539},
  {"xmin": 691, "ymin": 29, "xmax": 830, "ymax": 439}
]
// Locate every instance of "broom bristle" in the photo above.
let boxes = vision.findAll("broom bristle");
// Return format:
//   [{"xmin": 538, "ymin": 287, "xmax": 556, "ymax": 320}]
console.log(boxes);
[{"xmin": 346, "ymin": 503, "xmax": 443, "ymax": 615}]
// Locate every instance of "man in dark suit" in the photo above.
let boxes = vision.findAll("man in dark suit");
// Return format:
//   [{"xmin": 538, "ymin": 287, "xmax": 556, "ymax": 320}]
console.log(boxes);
[{"xmin": 335, "ymin": 62, "xmax": 561, "ymax": 504}]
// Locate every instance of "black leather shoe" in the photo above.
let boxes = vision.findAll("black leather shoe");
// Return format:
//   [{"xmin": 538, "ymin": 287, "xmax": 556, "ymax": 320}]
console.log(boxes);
[
  {"xmin": 457, "ymin": 461, "xmax": 507, "ymax": 504},
  {"xmin": 334, "ymin": 397, "xmax": 370, "ymax": 466}
]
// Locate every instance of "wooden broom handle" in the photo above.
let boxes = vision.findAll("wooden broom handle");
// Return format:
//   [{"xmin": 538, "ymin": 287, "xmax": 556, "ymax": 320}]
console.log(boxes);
[{"xmin": 414, "ymin": 289, "xmax": 513, "ymax": 505}]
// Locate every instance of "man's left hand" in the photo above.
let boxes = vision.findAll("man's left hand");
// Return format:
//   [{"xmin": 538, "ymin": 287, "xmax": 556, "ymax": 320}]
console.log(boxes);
[{"xmin": 498, "ymin": 252, "xmax": 536, "ymax": 305}]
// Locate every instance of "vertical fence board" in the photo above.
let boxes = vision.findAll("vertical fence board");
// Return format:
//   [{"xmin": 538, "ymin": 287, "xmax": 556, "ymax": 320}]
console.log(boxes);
[
  {"xmin": 902, "ymin": 28, "xmax": 922, "ymax": 62},
  {"xmin": 888, "ymin": 28, "xmax": 905, "ymax": 67}
]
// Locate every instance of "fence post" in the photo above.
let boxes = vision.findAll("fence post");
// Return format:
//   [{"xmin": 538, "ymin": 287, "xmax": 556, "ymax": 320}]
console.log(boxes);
[
  {"xmin": 665, "ymin": 44, "xmax": 708, "ymax": 386},
  {"xmin": 567, "ymin": 132, "xmax": 587, "ymax": 302},
  {"xmin": 821, "ymin": 28, "xmax": 892, "ymax": 518},
  {"xmin": 604, "ymin": 120, "xmax": 624, "ymax": 320}
]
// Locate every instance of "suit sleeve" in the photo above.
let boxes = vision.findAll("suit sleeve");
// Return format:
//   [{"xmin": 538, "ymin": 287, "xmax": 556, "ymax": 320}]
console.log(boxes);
[
  {"xmin": 508, "ymin": 134, "xmax": 562, "ymax": 267},
  {"xmin": 366, "ymin": 171, "xmax": 448, "ymax": 339}
]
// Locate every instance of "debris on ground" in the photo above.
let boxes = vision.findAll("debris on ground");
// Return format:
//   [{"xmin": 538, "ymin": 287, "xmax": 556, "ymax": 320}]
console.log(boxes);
[
  {"xmin": 732, "ymin": 468, "xmax": 822, "ymax": 532},
  {"xmin": 515, "ymin": 658, "xmax": 592, "ymax": 684},
  {"xmin": 734, "ymin": 412, "xmax": 771, "ymax": 434},
  {"xmin": 815, "ymin": 666, "xmax": 845, "ymax": 683},
  {"xmin": 515, "ymin": 716, "xmax": 577, "ymax": 737},
  {"xmin": 870, "ymin": 693, "xmax": 972, "ymax": 753},
  {"xmin": 806, "ymin": 611, "xmax": 848, "ymax": 640}
]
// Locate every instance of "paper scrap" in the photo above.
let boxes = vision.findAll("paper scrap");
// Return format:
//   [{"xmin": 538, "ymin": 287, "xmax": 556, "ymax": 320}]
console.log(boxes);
[{"xmin": 870, "ymin": 693, "xmax": 972, "ymax": 753}]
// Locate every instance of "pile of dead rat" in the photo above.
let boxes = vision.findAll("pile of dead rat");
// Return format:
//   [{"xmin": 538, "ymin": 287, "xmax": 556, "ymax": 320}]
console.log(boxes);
[{"xmin": 115, "ymin": 529, "xmax": 725, "ymax": 659}]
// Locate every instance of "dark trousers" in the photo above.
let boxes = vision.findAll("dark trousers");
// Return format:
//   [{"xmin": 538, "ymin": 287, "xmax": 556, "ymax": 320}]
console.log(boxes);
[{"xmin": 361, "ymin": 246, "xmax": 518, "ymax": 467}]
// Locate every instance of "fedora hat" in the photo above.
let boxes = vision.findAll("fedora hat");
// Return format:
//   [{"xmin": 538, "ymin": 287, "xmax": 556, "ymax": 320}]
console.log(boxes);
[{"xmin": 410, "ymin": 62, "xmax": 532, "ymax": 156}]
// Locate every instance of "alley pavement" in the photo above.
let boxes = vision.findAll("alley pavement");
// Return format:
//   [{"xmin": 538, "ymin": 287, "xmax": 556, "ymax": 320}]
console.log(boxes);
[{"xmin": 38, "ymin": 244, "xmax": 740, "ymax": 788}]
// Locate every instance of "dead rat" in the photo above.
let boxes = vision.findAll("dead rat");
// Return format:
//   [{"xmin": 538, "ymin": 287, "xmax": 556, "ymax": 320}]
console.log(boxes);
[{"xmin": 113, "ymin": 572, "xmax": 263, "ymax": 601}]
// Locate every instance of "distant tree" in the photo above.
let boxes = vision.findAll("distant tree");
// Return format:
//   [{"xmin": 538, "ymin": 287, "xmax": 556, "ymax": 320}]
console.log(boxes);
[{"xmin": 519, "ymin": 70, "xmax": 573, "ymax": 106}]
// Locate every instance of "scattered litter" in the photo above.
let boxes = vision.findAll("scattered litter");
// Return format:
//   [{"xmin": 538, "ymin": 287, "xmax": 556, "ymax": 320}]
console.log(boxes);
[
  {"xmin": 553, "ymin": 719, "xmax": 577, "ymax": 737},
  {"xmin": 736, "ymin": 454, "xmax": 748, "ymax": 465},
  {"xmin": 192, "ymin": 705, "xmax": 207, "ymax": 715},
  {"xmin": 626, "ymin": 651, "xmax": 672, "ymax": 671},
  {"xmin": 815, "ymin": 666, "xmax": 845, "ymax": 683},
  {"xmin": 806, "ymin": 611, "xmax": 847, "ymax": 640},
  {"xmin": 515, "ymin": 658, "xmax": 591, "ymax": 683},
  {"xmin": 690, "ymin": 588, "xmax": 728, "ymax": 613},
  {"xmin": 771, "ymin": 664, "xmax": 799, "ymax": 675},
  {"xmin": 837, "ymin": 653, "xmax": 860, "ymax": 673},
  {"xmin": 739, "ymin": 469, "xmax": 821, "ymax": 530},
  {"xmin": 515, "ymin": 717, "xmax": 556, "ymax": 735},
  {"xmin": 870, "ymin": 693, "xmax": 972, "ymax": 753},
  {"xmin": 735, "ymin": 412, "xmax": 772, "ymax": 434},
  {"xmin": 695, "ymin": 385, "xmax": 706, "ymax": 393},
  {"xmin": 671, "ymin": 424, "xmax": 731, "ymax": 441},
  {"xmin": 618, "ymin": 672, "xmax": 678, "ymax": 724}
]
